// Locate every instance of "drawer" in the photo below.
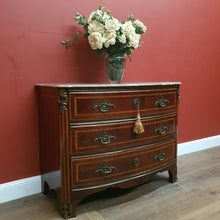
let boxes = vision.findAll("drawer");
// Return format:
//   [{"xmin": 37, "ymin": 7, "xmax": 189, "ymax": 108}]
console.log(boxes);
[
  {"xmin": 69, "ymin": 89, "xmax": 177, "ymax": 122},
  {"xmin": 70, "ymin": 140, "xmax": 176, "ymax": 189},
  {"xmin": 69, "ymin": 114, "xmax": 176, "ymax": 155}
]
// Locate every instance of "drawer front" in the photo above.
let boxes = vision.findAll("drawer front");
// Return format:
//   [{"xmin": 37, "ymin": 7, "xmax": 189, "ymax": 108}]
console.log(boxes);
[
  {"xmin": 69, "ymin": 114, "xmax": 176, "ymax": 155},
  {"xmin": 69, "ymin": 89, "xmax": 177, "ymax": 122},
  {"xmin": 70, "ymin": 140, "xmax": 176, "ymax": 189}
]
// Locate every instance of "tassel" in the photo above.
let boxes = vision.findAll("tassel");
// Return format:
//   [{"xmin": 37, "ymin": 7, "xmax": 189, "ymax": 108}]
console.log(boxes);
[{"xmin": 133, "ymin": 113, "xmax": 144, "ymax": 134}]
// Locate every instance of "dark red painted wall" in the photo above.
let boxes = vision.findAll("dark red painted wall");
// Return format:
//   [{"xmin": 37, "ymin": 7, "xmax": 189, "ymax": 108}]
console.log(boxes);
[{"xmin": 0, "ymin": 0, "xmax": 220, "ymax": 184}]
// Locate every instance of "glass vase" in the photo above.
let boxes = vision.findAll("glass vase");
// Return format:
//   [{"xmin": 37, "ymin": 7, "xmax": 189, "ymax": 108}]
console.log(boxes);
[{"xmin": 104, "ymin": 55, "xmax": 126, "ymax": 83}]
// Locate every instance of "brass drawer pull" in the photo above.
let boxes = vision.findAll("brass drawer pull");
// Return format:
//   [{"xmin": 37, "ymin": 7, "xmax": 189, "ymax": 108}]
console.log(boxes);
[
  {"xmin": 134, "ymin": 157, "xmax": 140, "ymax": 168},
  {"xmin": 155, "ymin": 124, "xmax": 168, "ymax": 134},
  {"xmin": 154, "ymin": 150, "xmax": 165, "ymax": 161},
  {"xmin": 155, "ymin": 96, "xmax": 169, "ymax": 108},
  {"xmin": 93, "ymin": 132, "xmax": 116, "ymax": 145},
  {"xmin": 95, "ymin": 163, "xmax": 117, "ymax": 176},
  {"xmin": 92, "ymin": 99, "xmax": 115, "ymax": 113}
]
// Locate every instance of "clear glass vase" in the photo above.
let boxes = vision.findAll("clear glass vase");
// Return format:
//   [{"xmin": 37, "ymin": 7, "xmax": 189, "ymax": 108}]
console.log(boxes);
[{"xmin": 104, "ymin": 55, "xmax": 126, "ymax": 83}]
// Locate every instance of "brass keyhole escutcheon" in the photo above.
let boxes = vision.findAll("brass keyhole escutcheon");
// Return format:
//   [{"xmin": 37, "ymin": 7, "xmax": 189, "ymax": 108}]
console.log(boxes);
[
  {"xmin": 134, "ymin": 157, "xmax": 140, "ymax": 168},
  {"xmin": 133, "ymin": 98, "xmax": 140, "ymax": 110}
]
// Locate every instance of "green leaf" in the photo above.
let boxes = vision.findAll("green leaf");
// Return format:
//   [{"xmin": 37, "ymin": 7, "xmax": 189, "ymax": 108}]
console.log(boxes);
[
  {"xmin": 73, "ymin": 34, "xmax": 78, "ymax": 40},
  {"xmin": 61, "ymin": 39, "xmax": 69, "ymax": 44},
  {"xmin": 92, "ymin": 13, "xmax": 105, "ymax": 25},
  {"xmin": 78, "ymin": 15, "xmax": 86, "ymax": 25},
  {"xmin": 84, "ymin": 33, "xmax": 89, "ymax": 38},
  {"xmin": 133, "ymin": 24, "xmax": 145, "ymax": 34},
  {"xmin": 99, "ymin": 4, "xmax": 104, "ymax": 10},
  {"xmin": 106, "ymin": 10, "xmax": 111, "ymax": 16},
  {"xmin": 96, "ymin": 49, "xmax": 103, "ymax": 57},
  {"xmin": 127, "ymin": 49, "xmax": 132, "ymax": 56},
  {"xmin": 84, "ymin": 23, "xmax": 88, "ymax": 31},
  {"xmin": 128, "ymin": 14, "xmax": 135, "ymax": 21},
  {"xmin": 61, "ymin": 40, "xmax": 70, "ymax": 48}
]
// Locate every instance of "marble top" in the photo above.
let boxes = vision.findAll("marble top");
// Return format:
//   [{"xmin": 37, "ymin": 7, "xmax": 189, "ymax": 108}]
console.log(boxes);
[{"xmin": 36, "ymin": 82, "xmax": 181, "ymax": 88}]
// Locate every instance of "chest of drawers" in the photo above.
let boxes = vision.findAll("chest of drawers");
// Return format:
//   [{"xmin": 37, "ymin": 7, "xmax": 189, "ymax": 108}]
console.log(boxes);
[{"xmin": 36, "ymin": 83, "xmax": 180, "ymax": 218}]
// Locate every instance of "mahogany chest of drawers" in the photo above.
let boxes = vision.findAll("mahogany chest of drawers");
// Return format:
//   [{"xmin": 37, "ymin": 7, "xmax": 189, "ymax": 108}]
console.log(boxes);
[{"xmin": 36, "ymin": 83, "xmax": 180, "ymax": 218}]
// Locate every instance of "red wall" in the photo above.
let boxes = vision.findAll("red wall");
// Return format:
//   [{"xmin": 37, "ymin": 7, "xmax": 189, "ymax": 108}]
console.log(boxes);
[{"xmin": 0, "ymin": 0, "xmax": 220, "ymax": 184}]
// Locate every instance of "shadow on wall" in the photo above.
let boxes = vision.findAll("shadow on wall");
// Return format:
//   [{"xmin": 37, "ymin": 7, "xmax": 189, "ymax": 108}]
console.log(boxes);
[{"xmin": 69, "ymin": 29, "xmax": 107, "ymax": 83}]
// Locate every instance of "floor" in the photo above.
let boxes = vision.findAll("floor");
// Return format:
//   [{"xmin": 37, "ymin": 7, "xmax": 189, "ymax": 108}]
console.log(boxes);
[{"xmin": 0, "ymin": 146, "xmax": 219, "ymax": 220}]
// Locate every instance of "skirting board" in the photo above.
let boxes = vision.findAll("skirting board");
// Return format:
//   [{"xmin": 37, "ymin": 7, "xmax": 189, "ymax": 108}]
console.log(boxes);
[
  {"xmin": 0, "ymin": 135, "xmax": 220, "ymax": 204},
  {"xmin": 0, "ymin": 175, "xmax": 41, "ymax": 204},
  {"xmin": 177, "ymin": 135, "xmax": 220, "ymax": 156}
]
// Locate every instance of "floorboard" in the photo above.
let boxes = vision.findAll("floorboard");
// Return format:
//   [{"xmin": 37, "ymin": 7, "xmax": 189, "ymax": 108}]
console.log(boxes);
[{"xmin": 0, "ymin": 146, "xmax": 219, "ymax": 220}]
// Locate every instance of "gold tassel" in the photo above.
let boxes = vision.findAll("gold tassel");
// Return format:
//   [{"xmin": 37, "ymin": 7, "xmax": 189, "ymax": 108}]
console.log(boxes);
[{"xmin": 133, "ymin": 112, "xmax": 144, "ymax": 134}]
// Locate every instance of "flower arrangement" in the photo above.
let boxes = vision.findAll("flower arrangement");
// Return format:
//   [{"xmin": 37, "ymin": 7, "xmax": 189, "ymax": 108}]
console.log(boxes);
[{"xmin": 62, "ymin": 5, "xmax": 147, "ymax": 59}]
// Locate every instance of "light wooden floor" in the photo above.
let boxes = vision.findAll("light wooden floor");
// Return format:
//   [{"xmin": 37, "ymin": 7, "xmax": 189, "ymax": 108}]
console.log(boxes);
[{"xmin": 1, "ymin": 146, "xmax": 219, "ymax": 220}]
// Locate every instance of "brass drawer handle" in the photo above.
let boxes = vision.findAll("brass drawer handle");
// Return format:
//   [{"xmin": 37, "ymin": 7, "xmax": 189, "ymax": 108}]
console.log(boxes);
[
  {"xmin": 155, "ymin": 96, "xmax": 169, "ymax": 108},
  {"xmin": 134, "ymin": 157, "xmax": 140, "ymax": 168},
  {"xmin": 93, "ymin": 132, "xmax": 116, "ymax": 145},
  {"xmin": 154, "ymin": 150, "xmax": 165, "ymax": 161},
  {"xmin": 95, "ymin": 163, "xmax": 117, "ymax": 176},
  {"xmin": 155, "ymin": 124, "xmax": 168, "ymax": 134},
  {"xmin": 92, "ymin": 99, "xmax": 115, "ymax": 113}
]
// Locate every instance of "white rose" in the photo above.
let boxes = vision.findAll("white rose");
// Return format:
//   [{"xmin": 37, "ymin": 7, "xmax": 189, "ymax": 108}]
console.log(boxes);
[
  {"xmin": 119, "ymin": 34, "xmax": 126, "ymax": 44},
  {"xmin": 88, "ymin": 10, "xmax": 103, "ymax": 23},
  {"xmin": 88, "ymin": 21, "xmax": 105, "ymax": 34},
  {"xmin": 128, "ymin": 33, "xmax": 140, "ymax": 49},
  {"xmin": 105, "ymin": 18, "xmax": 120, "ymax": 31},
  {"xmin": 121, "ymin": 21, "xmax": 135, "ymax": 37},
  {"xmin": 102, "ymin": 12, "xmax": 110, "ymax": 22},
  {"xmin": 134, "ymin": 19, "xmax": 147, "ymax": 33},
  {"xmin": 103, "ymin": 30, "xmax": 116, "ymax": 48},
  {"xmin": 88, "ymin": 32, "xmax": 103, "ymax": 50}
]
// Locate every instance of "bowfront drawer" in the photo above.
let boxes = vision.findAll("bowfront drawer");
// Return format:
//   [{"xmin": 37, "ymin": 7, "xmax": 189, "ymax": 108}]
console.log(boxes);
[
  {"xmin": 69, "ymin": 114, "xmax": 176, "ymax": 155},
  {"xmin": 70, "ymin": 140, "xmax": 176, "ymax": 189},
  {"xmin": 69, "ymin": 89, "xmax": 177, "ymax": 122}
]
